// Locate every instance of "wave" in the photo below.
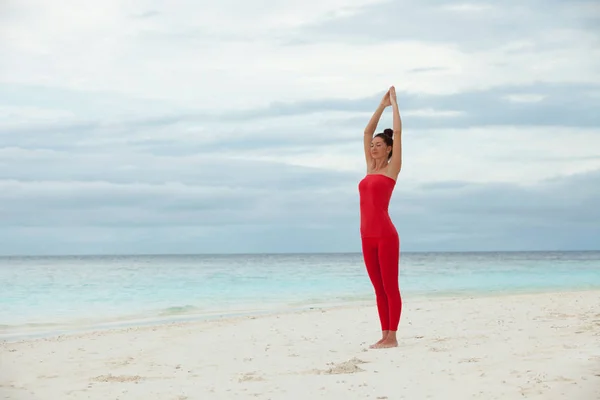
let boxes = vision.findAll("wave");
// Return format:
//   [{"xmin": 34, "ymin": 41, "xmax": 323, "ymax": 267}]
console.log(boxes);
[{"xmin": 157, "ymin": 304, "xmax": 203, "ymax": 317}]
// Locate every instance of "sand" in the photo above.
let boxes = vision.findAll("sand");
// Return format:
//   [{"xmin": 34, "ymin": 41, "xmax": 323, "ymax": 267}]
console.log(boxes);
[{"xmin": 1, "ymin": 290, "xmax": 599, "ymax": 400}]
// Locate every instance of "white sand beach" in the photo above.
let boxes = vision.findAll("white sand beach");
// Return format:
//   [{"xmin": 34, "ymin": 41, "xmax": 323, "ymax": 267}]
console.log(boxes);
[{"xmin": 1, "ymin": 290, "xmax": 599, "ymax": 400}]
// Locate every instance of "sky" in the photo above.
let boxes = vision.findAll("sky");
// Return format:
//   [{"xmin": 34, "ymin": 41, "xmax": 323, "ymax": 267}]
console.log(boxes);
[{"xmin": 0, "ymin": 0, "xmax": 599, "ymax": 255}]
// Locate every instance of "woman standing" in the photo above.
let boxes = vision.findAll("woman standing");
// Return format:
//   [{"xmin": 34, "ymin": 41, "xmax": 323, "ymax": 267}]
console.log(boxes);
[{"xmin": 359, "ymin": 86, "xmax": 403, "ymax": 349}]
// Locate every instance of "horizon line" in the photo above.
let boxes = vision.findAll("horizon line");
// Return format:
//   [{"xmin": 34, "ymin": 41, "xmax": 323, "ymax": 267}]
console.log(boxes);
[{"xmin": 1, "ymin": 249, "xmax": 599, "ymax": 258}]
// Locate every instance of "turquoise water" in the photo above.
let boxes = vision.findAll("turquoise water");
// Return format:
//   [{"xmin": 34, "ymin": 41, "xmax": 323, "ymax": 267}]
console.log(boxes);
[{"xmin": 1, "ymin": 251, "xmax": 599, "ymax": 339}]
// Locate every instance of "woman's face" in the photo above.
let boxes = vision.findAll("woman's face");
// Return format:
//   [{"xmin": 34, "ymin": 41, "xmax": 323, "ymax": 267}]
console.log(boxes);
[{"xmin": 370, "ymin": 137, "xmax": 390, "ymax": 159}]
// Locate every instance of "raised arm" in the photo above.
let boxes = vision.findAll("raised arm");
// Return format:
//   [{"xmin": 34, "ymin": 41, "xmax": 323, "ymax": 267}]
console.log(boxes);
[
  {"xmin": 387, "ymin": 86, "xmax": 403, "ymax": 178},
  {"xmin": 364, "ymin": 89, "xmax": 391, "ymax": 168}
]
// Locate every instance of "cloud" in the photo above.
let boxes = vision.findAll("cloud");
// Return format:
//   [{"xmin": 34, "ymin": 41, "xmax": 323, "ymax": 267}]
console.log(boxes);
[
  {"xmin": 291, "ymin": 0, "xmax": 600, "ymax": 51},
  {"xmin": 4, "ymin": 81, "xmax": 598, "ymax": 138},
  {"xmin": 3, "ymin": 0, "xmax": 598, "ymax": 109},
  {"xmin": 393, "ymin": 168, "xmax": 600, "ymax": 251},
  {"xmin": 0, "ymin": 167, "xmax": 598, "ymax": 254},
  {"xmin": 0, "ymin": 0, "xmax": 599, "ymax": 255},
  {"xmin": 232, "ymin": 82, "xmax": 600, "ymax": 128}
]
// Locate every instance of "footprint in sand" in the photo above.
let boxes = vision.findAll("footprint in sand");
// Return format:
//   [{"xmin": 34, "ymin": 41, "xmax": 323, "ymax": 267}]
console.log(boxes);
[
  {"xmin": 238, "ymin": 372, "xmax": 265, "ymax": 382},
  {"xmin": 107, "ymin": 357, "xmax": 135, "ymax": 367},
  {"xmin": 91, "ymin": 374, "xmax": 144, "ymax": 383},
  {"xmin": 459, "ymin": 358, "xmax": 481, "ymax": 363},
  {"xmin": 37, "ymin": 374, "xmax": 59, "ymax": 379},
  {"xmin": 429, "ymin": 347, "xmax": 449, "ymax": 352},
  {"xmin": 317, "ymin": 357, "xmax": 368, "ymax": 375},
  {"xmin": 552, "ymin": 376, "xmax": 575, "ymax": 382}
]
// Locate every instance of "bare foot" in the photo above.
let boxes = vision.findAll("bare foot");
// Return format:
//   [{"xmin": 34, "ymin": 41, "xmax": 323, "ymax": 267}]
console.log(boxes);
[
  {"xmin": 371, "ymin": 338, "xmax": 398, "ymax": 349},
  {"xmin": 369, "ymin": 338, "xmax": 386, "ymax": 348},
  {"xmin": 369, "ymin": 331, "xmax": 389, "ymax": 348}
]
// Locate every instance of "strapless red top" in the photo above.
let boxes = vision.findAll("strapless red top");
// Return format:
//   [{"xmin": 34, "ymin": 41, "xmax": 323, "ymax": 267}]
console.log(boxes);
[{"xmin": 358, "ymin": 174, "xmax": 398, "ymax": 238}]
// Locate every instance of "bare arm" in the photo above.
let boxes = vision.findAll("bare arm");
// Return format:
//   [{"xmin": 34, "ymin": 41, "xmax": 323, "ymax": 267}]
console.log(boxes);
[
  {"xmin": 364, "ymin": 89, "xmax": 391, "ymax": 167},
  {"xmin": 388, "ymin": 86, "xmax": 403, "ymax": 178},
  {"xmin": 364, "ymin": 104, "xmax": 385, "ymax": 166}
]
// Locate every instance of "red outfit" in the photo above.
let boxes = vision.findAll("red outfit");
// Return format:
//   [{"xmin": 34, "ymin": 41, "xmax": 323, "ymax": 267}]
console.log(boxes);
[{"xmin": 358, "ymin": 174, "xmax": 402, "ymax": 331}]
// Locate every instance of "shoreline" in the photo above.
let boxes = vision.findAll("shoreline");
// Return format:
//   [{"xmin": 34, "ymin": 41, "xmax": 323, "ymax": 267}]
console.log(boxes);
[{"xmin": 2, "ymin": 286, "xmax": 599, "ymax": 343}]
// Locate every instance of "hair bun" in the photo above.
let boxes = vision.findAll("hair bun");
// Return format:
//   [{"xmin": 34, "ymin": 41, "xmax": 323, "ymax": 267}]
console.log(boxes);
[{"xmin": 383, "ymin": 128, "xmax": 393, "ymax": 137}]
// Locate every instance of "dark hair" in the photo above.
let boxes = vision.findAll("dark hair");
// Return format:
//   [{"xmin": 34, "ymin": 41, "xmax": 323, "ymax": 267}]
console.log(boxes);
[{"xmin": 374, "ymin": 128, "xmax": 394, "ymax": 159}]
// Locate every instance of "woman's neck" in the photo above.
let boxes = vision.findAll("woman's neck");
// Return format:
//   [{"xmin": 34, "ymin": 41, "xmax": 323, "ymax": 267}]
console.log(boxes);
[{"xmin": 373, "ymin": 159, "xmax": 388, "ymax": 172}]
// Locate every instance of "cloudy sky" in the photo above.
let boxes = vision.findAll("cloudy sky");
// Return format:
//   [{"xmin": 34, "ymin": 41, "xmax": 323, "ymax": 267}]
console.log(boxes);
[{"xmin": 1, "ymin": 0, "xmax": 599, "ymax": 255}]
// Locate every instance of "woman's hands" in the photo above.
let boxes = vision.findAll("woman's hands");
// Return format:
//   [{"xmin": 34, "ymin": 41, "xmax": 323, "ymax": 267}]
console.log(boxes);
[
  {"xmin": 379, "ymin": 88, "xmax": 392, "ymax": 108},
  {"xmin": 380, "ymin": 86, "xmax": 397, "ymax": 108},
  {"xmin": 389, "ymin": 86, "xmax": 397, "ymax": 106}
]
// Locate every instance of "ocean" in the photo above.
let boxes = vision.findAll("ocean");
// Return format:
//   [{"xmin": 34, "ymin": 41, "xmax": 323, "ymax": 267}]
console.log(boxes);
[{"xmin": 1, "ymin": 251, "xmax": 599, "ymax": 340}]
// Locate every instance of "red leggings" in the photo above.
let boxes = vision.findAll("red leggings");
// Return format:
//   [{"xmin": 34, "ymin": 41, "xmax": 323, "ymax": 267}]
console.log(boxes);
[{"xmin": 361, "ymin": 235, "xmax": 402, "ymax": 331}]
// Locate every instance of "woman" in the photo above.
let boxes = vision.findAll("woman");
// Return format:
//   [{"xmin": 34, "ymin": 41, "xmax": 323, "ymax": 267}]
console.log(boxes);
[{"xmin": 359, "ymin": 86, "xmax": 402, "ymax": 349}]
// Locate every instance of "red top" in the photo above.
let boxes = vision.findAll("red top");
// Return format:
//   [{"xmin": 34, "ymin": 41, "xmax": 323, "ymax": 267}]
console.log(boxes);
[{"xmin": 358, "ymin": 174, "xmax": 398, "ymax": 238}]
